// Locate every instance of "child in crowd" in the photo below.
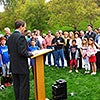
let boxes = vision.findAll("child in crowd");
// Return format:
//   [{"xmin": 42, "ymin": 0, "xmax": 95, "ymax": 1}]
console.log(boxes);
[
  {"xmin": 42, "ymin": 34, "xmax": 47, "ymax": 64},
  {"xmin": 28, "ymin": 40, "xmax": 39, "ymax": 73},
  {"xmin": 80, "ymin": 38, "xmax": 90, "ymax": 74},
  {"xmin": 0, "ymin": 55, "xmax": 2, "ymax": 76},
  {"xmin": 0, "ymin": 55, "xmax": 5, "ymax": 90},
  {"xmin": 87, "ymin": 38, "xmax": 97, "ymax": 75},
  {"xmin": 69, "ymin": 39, "xmax": 79, "ymax": 73},
  {"xmin": 0, "ymin": 37, "xmax": 11, "ymax": 87}
]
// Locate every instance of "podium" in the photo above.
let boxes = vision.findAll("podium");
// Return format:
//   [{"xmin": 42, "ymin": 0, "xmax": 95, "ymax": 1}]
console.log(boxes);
[{"xmin": 31, "ymin": 49, "xmax": 52, "ymax": 100}]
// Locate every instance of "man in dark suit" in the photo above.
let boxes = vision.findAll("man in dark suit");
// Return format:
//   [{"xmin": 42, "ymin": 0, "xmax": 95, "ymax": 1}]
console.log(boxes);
[
  {"xmin": 8, "ymin": 20, "xmax": 33, "ymax": 100},
  {"xmin": 85, "ymin": 24, "xmax": 96, "ymax": 40}
]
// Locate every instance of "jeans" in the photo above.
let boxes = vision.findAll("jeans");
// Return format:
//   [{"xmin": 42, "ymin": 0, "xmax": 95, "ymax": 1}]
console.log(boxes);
[
  {"xmin": 47, "ymin": 46, "xmax": 56, "ymax": 66},
  {"xmin": 54, "ymin": 49, "xmax": 65, "ymax": 68},
  {"xmin": 2, "ymin": 62, "xmax": 10, "ymax": 76}
]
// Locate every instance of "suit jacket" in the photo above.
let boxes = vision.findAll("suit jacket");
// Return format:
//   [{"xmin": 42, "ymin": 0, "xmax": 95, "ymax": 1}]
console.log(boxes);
[
  {"xmin": 8, "ymin": 30, "xmax": 33, "ymax": 74},
  {"xmin": 84, "ymin": 31, "xmax": 96, "ymax": 40}
]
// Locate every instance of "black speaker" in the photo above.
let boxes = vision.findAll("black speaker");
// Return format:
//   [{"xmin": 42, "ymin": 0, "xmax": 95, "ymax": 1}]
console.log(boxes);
[
  {"xmin": 56, "ymin": 79, "xmax": 67, "ymax": 99},
  {"xmin": 52, "ymin": 79, "xmax": 67, "ymax": 100},
  {"xmin": 52, "ymin": 84, "xmax": 63, "ymax": 96}
]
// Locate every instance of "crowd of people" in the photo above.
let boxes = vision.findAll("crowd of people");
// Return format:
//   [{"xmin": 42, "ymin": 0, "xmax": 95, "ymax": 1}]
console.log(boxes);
[{"xmin": 0, "ymin": 20, "xmax": 100, "ymax": 99}]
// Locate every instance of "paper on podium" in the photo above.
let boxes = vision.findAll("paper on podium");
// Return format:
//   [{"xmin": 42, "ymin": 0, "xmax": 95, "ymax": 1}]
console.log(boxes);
[{"xmin": 31, "ymin": 49, "xmax": 52, "ymax": 58}]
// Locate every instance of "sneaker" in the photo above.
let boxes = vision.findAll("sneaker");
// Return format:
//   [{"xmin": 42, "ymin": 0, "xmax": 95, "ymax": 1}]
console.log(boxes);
[
  {"xmin": 62, "ymin": 67, "xmax": 65, "ymax": 69},
  {"xmin": 1, "ymin": 85, "xmax": 5, "ymax": 89},
  {"xmin": 87, "ymin": 71, "xmax": 90, "ymax": 74},
  {"xmin": 84, "ymin": 71, "xmax": 88, "ymax": 74},
  {"xmin": 69, "ymin": 70, "xmax": 72, "ymax": 73},
  {"xmin": 91, "ymin": 72, "xmax": 96, "ymax": 75},
  {"xmin": 84, "ymin": 70, "xmax": 90, "ymax": 74},
  {"xmin": 57, "ymin": 67, "xmax": 60, "ymax": 69},
  {"xmin": 75, "ymin": 70, "xmax": 78, "ymax": 73},
  {"xmin": 48, "ymin": 65, "xmax": 51, "ymax": 67},
  {"xmin": 0, "ymin": 86, "xmax": 3, "ymax": 90},
  {"xmin": 29, "ymin": 66, "xmax": 32, "ymax": 69}
]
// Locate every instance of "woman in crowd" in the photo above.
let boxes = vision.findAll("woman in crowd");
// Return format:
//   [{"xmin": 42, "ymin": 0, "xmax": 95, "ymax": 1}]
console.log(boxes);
[
  {"xmin": 87, "ymin": 38, "xmax": 97, "ymax": 75},
  {"xmin": 80, "ymin": 38, "xmax": 90, "ymax": 74},
  {"xmin": 74, "ymin": 31, "xmax": 82, "ymax": 69},
  {"xmin": 63, "ymin": 31, "xmax": 70, "ymax": 67}
]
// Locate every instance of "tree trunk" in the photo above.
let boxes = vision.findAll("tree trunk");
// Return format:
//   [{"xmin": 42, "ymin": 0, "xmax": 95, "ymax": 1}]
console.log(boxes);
[{"xmin": 74, "ymin": 24, "xmax": 78, "ymax": 31}]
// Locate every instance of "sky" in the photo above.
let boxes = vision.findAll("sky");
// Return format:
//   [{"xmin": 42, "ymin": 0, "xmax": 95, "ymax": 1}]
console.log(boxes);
[{"xmin": 0, "ymin": 0, "xmax": 50, "ymax": 12}]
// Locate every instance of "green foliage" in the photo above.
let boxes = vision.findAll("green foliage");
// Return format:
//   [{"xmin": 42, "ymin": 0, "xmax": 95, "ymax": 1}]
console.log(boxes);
[
  {"xmin": 0, "ymin": 0, "xmax": 29, "ymax": 30},
  {"xmin": 47, "ymin": 0, "xmax": 99, "ymax": 30},
  {"xmin": 94, "ymin": 17, "xmax": 100, "ymax": 28},
  {"xmin": 25, "ymin": 0, "xmax": 49, "ymax": 31},
  {"xmin": 0, "ymin": 0, "xmax": 100, "ymax": 31}
]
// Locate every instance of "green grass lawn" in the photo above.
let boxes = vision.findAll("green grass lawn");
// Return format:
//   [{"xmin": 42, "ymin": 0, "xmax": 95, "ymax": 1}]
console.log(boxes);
[{"xmin": 0, "ymin": 65, "xmax": 100, "ymax": 100}]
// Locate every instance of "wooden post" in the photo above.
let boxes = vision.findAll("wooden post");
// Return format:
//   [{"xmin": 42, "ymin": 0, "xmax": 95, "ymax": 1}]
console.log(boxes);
[
  {"xmin": 31, "ymin": 49, "xmax": 52, "ymax": 100},
  {"xmin": 34, "ymin": 55, "xmax": 45, "ymax": 100}
]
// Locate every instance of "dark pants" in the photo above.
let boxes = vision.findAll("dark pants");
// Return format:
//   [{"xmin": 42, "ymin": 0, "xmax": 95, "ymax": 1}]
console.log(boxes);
[
  {"xmin": 47, "ymin": 46, "xmax": 56, "ymax": 65},
  {"xmin": 12, "ymin": 73, "xmax": 30, "ymax": 100},
  {"xmin": 64, "ymin": 46, "xmax": 70, "ymax": 67},
  {"xmin": 78, "ymin": 49, "xmax": 82, "ymax": 69},
  {"xmin": 96, "ymin": 52, "xmax": 100, "ymax": 71},
  {"xmin": 54, "ymin": 49, "xmax": 65, "ymax": 68}
]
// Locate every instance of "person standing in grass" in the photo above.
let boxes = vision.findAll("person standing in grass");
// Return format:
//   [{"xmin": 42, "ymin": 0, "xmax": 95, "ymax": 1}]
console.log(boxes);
[
  {"xmin": 69, "ymin": 39, "xmax": 79, "ymax": 73},
  {"xmin": 0, "ymin": 54, "xmax": 5, "ymax": 90},
  {"xmin": 45, "ymin": 31, "xmax": 55, "ymax": 66},
  {"xmin": 4, "ymin": 27, "xmax": 11, "ymax": 45},
  {"xmin": 0, "ymin": 37, "xmax": 11, "ymax": 87},
  {"xmin": 80, "ymin": 38, "xmax": 90, "ymax": 74},
  {"xmin": 63, "ymin": 31, "xmax": 70, "ymax": 67},
  {"xmin": 8, "ymin": 20, "xmax": 33, "ymax": 100},
  {"xmin": 85, "ymin": 24, "xmax": 96, "ymax": 40},
  {"xmin": 52, "ymin": 31, "xmax": 65, "ymax": 68},
  {"xmin": 95, "ymin": 27, "xmax": 100, "ymax": 71},
  {"xmin": 74, "ymin": 31, "xmax": 82, "ymax": 70},
  {"xmin": 87, "ymin": 38, "xmax": 97, "ymax": 75},
  {"xmin": 42, "ymin": 34, "xmax": 47, "ymax": 64},
  {"xmin": 28, "ymin": 40, "xmax": 39, "ymax": 73}
]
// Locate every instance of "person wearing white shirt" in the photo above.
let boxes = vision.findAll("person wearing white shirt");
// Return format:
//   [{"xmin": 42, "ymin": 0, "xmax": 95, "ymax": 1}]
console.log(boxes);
[{"xmin": 74, "ymin": 31, "xmax": 82, "ymax": 69}]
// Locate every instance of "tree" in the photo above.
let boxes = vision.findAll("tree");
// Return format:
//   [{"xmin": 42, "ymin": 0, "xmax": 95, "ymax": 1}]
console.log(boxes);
[
  {"xmin": 83, "ymin": 0, "xmax": 99, "ymax": 25},
  {"xmin": 25, "ymin": 0, "xmax": 49, "ymax": 32},
  {"xmin": 0, "ymin": 0, "xmax": 30, "ymax": 29},
  {"xmin": 0, "ymin": 0, "xmax": 100, "ymax": 31},
  {"xmin": 47, "ymin": 0, "xmax": 100, "ymax": 30}
]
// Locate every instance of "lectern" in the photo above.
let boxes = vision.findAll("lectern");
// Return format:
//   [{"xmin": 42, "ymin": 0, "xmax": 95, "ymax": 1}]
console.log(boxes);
[{"xmin": 31, "ymin": 49, "xmax": 52, "ymax": 100}]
